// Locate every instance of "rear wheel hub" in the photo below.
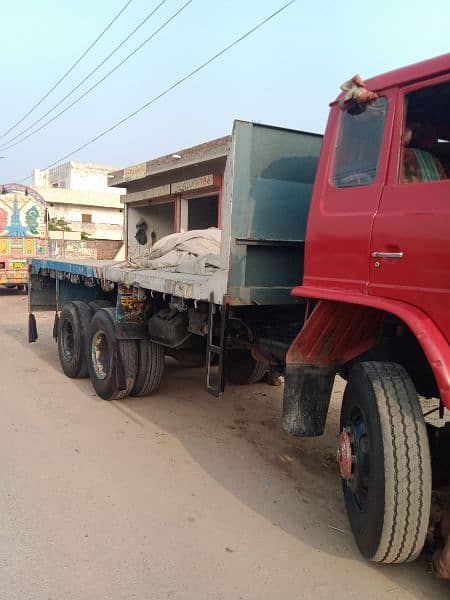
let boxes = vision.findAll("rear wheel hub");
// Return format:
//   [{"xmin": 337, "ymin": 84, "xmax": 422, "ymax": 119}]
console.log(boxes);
[
  {"xmin": 339, "ymin": 405, "xmax": 370, "ymax": 512},
  {"xmin": 337, "ymin": 429, "xmax": 353, "ymax": 480}
]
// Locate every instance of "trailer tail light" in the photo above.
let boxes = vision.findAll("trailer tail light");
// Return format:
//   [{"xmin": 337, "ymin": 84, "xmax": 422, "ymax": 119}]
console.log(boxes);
[{"xmin": 0, "ymin": 262, "xmax": 5, "ymax": 270}]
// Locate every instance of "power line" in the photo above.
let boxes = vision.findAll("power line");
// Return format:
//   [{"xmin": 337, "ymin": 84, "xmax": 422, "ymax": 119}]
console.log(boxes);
[
  {"xmin": 1, "ymin": 0, "xmax": 134, "ymax": 139},
  {"xmin": 22, "ymin": 0, "xmax": 296, "ymax": 180},
  {"xmin": 0, "ymin": 0, "xmax": 172, "ymax": 150},
  {"xmin": 2, "ymin": 0, "xmax": 190, "ymax": 153}
]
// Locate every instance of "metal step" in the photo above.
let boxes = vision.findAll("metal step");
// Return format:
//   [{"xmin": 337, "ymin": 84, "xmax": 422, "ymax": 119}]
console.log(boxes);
[{"xmin": 205, "ymin": 297, "xmax": 226, "ymax": 397}]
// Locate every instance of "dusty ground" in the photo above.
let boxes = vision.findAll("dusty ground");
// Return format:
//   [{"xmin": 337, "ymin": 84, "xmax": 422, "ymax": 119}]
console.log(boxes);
[{"xmin": 0, "ymin": 291, "xmax": 449, "ymax": 599}]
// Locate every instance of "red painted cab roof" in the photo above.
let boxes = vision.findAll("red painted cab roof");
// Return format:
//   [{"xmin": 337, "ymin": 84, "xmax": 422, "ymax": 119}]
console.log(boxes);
[{"xmin": 365, "ymin": 53, "xmax": 450, "ymax": 91}]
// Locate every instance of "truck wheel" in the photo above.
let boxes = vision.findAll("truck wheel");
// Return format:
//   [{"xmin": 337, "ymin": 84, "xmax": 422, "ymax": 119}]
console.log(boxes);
[
  {"xmin": 338, "ymin": 361, "xmax": 431, "ymax": 563},
  {"xmin": 225, "ymin": 350, "xmax": 268, "ymax": 385},
  {"xmin": 131, "ymin": 340, "xmax": 165, "ymax": 397},
  {"xmin": 88, "ymin": 308, "xmax": 137, "ymax": 401},
  {"xmin": 57, "ymin": 301, "xmax": 92, "ymax": 378}
]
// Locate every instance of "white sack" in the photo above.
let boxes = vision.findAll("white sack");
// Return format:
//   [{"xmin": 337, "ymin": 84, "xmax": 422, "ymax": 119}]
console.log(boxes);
[{"xmin": 128, "ymin": 228, "xmax": 221, "ymax": 273}]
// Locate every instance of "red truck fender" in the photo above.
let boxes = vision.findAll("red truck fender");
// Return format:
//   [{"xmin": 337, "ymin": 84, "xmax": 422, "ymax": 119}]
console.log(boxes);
[
  {"xmin": 283, "ymin": 299, "xmax": 385, "ymax": 436},
  {"xmin": 290, "ymin": 286, "xmax": 450, "ymax": 409}
]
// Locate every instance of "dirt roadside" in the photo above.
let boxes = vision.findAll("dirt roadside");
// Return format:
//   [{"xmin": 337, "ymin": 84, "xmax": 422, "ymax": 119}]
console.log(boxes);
[{"xmin": 0, "ymin": 291, "xmax": 448, "ymax": 599}]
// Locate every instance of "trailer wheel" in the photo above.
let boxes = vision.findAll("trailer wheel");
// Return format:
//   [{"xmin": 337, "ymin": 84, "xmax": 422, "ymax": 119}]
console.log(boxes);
[
  {"xmin": 338, "ymin": 361, "xmax": 431, "ymax": 563},
  {"xmin": 225, "ymin": 350, "xmax": 269, "ymax": 385},
  {"xmin": 131, "ymin": 340, "xmax": 165, "ymax": 397},
  {"xmin": 57, "ymin": 301, "xmax": 92, "ymax": 378},
  {"xmin": 88, "ymin": 308, "xmax": 138, "ymax": 401}
]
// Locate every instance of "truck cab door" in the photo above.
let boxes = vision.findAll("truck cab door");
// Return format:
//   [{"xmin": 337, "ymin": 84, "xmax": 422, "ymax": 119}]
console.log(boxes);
[
  {"xmin": 303, "ymin": 95, "xmax": 394, "ymax": 294},
  {"xmin": 369, "ymin": 76, "xmax": 450, "ymax": 343}
]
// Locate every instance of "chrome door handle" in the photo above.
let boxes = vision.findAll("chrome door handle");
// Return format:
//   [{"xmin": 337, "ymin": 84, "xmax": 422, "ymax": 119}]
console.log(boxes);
[{"xmin": 372, "ymin": 251, "xmax": 404, "ymax": 259}]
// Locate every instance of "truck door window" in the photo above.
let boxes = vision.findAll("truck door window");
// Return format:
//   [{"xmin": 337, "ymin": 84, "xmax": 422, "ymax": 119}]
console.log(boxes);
[
  {"xmin": 400, "ymin": 81, "xmax": 450, "ymax": 183},
  {"xmin": 332, "ymin": 97, "xmax": 387, "ymax": 187}
]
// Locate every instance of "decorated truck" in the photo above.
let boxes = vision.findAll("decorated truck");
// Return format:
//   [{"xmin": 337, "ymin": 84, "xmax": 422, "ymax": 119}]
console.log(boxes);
[
  {"xmin": 0, "ymin": 183, "xmax": 48, "ymax": 290},
  {"xmin": 28, "ymin": 53, "xmax": 450, "ymax": 575}
]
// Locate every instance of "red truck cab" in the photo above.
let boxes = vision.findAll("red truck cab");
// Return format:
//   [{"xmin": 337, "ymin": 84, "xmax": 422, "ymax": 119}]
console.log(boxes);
[{"xmin": 284, "ymin": 53, "xmax": 450, "ymax": 568}]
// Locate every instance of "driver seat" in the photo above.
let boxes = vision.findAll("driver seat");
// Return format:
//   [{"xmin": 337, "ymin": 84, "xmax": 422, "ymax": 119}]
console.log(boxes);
[{"xmin": 401, "ymin": 126, "xmax": 446, "ymax": 183}]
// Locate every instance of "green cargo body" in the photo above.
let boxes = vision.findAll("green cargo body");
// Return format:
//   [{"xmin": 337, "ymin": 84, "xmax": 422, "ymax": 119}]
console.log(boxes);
[{"xmin": 226, "ymin": 121, "xmax": 322, "ymax": 305}]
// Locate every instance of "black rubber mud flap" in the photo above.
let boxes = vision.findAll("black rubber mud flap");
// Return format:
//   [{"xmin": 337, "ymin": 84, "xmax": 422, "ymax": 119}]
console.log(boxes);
[
  {"xmin": 282, "ymin": 364, "xmax": 336, "ymax": 437},
  {"xmin": 113, "ymin": 340, "xmax": 127, "ymax": 391},
  {"xmin": 52, "ymin": 312, "xmax": 59, "ymax": 341},
  {"xmin": 28, "ymin": 313, "xmax": 38, "ymax": 343}
]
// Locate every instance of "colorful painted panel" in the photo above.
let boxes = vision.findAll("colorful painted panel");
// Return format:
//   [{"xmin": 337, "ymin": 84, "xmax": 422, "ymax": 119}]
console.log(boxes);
[
  {"xmin": 0, "ymin": 193, "xmax": 46, "ymax": 238},
  {"xmin": 0, "ymin": 185, "xmax": 48, "ymax": 285},
  {"xmin": 0, "ymin": 237, "xmax": 48, "ymax": 257}
]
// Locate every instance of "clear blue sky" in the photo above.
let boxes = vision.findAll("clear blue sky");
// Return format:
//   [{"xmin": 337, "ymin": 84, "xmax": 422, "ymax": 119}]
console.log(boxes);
[{"xmin": 0, "ymin": 0, "xmax": 448, "ymax": 182}]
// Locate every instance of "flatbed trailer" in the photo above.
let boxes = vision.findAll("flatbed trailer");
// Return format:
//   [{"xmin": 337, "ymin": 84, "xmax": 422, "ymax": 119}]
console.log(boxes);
[
  {"xmin": 29, "ymin": 54, "xmax": 450, "ymax": 575},
  {"xmin": 29, "ymin": 120, "xmax": 321, "ymax": 397}
]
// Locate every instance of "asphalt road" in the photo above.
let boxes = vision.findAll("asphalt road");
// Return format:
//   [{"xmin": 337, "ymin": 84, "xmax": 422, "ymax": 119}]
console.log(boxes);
[{"xmin": 0, "ymin": 291, "xmax": 448, "ymax": 599}]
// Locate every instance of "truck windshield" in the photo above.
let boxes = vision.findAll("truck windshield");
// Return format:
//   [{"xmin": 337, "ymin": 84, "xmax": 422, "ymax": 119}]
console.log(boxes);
[{"xmin": 332, "ymin": 97, "xmax": 388, "ymax": 188}]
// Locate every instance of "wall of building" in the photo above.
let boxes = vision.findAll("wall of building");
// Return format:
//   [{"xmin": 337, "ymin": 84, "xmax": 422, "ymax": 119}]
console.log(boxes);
[
  {"xmin": 69, "ymin": 165, "xmax": 118, "ymax": 194},
  {"xmin": 31, "ymin": 163, "xmax": 126, "ymax": 257},
  {"xmin": 34, "ymin": 164, "xmax": 71, "ymax": 190},
  {"xmin": 127, "ymin": 202, "xmax": 174, "ymax": 260},
  {"xmin": 49, "ymin": 203, "xmax": 122, "ymax": 223},
  {"xmin": 50, "ymin": 239, "xmax": 123, "ymax": 260},
  {"xmin": 49, "ymin": 203, "xmax": 123, "ymax": 224},
  {"xmin": 39, "ymin": 187, "xmax": 123, "ymax": 208},
  {"xmin": 33, "ymin": 162, "xmax": 123, "ymax": 195},
  {"xmin": 48, "ymin": 203, "xmax": 123, "ymax": 240},
  {"xmin": 33, "ymin": 187, "xmax": 125, "ymax": 242}
]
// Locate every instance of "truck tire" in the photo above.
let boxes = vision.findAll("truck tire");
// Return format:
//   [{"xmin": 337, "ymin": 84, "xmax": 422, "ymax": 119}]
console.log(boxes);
[
  {"xmin": 88, "ymin": 308, "xmax": 138, "ymax": 401},
  {"xmin": 225, "ymin": 349, "xmax": 268, "ymax": 385},
  {"xmin": 338, "ymin": 361, "xmax": 431, "ymax": 563},
  {"xmin": 88, "ymin": 300, "xmax": 113, "ymax": 315},
  {"xmin": 131, "ymin": 340, "xmax": 165, "ymax": 397},
  {"xmin": 57, "ymin": 301, "xmax": 92, "ymax": 378}
]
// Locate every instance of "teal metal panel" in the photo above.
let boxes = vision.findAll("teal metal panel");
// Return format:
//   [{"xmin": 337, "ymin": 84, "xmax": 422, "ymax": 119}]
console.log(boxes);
[
  {"xmin": 228, "ymin": 121, "xmax": 322, "ymax": 305},
  {"xmin": 247, "ymin": 178, "xmax": 314, "ymax": 240},
  {"xmin": 244, "ymin": 245, "xmax": 303, "ymax": 287},
  {"xmin": 57, "ymin": 279, "xmax": 99, "ymax": 306}
]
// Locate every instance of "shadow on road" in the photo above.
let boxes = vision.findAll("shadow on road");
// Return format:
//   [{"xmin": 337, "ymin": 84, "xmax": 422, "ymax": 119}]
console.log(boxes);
[{"xmin": 114, "ymin": 362, "xmax": 449, "ymax": 598}]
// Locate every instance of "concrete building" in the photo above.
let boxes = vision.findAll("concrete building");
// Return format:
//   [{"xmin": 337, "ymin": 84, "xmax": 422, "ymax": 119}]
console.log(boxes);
[
  {"xmin": 41, "ymin": 188, "xmax": 124, "ymax": 241},
  {"xmin": 32, "ymin": 161, "xmax": 125, "ymax": 260},
  {"xmin": 33, "ymin": 161, "xmax": 122, "ymax": 195}
]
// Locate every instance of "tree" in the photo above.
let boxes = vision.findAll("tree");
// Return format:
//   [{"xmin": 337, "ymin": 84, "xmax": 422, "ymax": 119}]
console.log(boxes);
[{"xmin": 48, "ymin": 217, "xmax": 72, "ymax": 232}]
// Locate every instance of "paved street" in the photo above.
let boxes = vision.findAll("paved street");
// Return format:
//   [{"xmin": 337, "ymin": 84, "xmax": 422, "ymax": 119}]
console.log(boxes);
[{"xmin": 0, "ymin": 291, "xmax": 448, "ymax": 599}]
